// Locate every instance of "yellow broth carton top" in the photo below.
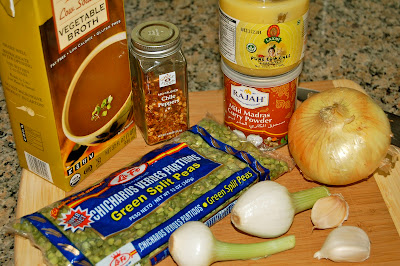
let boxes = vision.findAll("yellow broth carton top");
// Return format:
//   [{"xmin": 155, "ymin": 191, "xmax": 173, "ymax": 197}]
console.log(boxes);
[{"xmin": 0, "ymin": 0, "xmax": 136, "ymax": 191}]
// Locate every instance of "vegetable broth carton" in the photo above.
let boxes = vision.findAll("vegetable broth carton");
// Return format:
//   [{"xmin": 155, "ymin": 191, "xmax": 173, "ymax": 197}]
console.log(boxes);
[{"xmin": 0, "ymin": 0, "xmax": 136, "ymax": 191}]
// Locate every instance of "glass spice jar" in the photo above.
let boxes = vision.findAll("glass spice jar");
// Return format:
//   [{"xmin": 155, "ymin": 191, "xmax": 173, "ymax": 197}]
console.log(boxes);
[{"xmin": 129, "ymin": 21, "xmax": 189, "ymax": 145}]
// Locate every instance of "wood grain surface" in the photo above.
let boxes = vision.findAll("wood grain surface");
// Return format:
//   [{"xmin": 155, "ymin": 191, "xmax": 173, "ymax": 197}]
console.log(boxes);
[{"xmin": 15, "ymin": 79, "xmax": 400, "ymax": 265}]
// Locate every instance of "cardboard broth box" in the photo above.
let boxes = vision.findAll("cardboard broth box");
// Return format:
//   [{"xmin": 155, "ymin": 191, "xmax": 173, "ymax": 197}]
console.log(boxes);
[{"xmin": 0, "ymin": 0, "xmax": 136, "ymax": 191}]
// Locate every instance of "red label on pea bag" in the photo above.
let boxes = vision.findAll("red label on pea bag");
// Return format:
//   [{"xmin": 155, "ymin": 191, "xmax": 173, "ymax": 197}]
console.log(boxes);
[
  {"xmin": 59, "ymin": 207, "xmax": 94, "ymax": 232},
  {"xmin": 224, "ymin": 76, "xmax": 298, "ymax": 150}
]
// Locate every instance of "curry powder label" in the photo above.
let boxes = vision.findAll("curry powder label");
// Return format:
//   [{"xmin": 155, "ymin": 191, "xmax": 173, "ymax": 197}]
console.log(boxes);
[{"xmin": 224, "ymin": 76, "xmax": 297, "ymax": 149}]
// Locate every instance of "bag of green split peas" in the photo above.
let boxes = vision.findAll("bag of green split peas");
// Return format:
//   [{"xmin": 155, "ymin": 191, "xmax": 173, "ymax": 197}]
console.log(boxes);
[{"xmin": 8, "ymin": 118, "xmax": 292, "ymax": 266}]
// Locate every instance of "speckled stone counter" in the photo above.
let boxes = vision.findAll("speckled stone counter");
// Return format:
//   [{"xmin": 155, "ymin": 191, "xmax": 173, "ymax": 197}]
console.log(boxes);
[{"xmin": 1, "ymin": 0, "xmax": 399, "ymax": 264}]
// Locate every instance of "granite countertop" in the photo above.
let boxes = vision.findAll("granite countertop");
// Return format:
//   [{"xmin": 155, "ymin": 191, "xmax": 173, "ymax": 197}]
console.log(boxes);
[{"xmin": 1, "ymin": 0, "xmax": 399, "ymax": 264}]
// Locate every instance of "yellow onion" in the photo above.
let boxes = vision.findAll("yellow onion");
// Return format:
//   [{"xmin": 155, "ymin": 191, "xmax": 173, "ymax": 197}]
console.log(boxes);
[{"xmin": 288, "ymin": 87, "xmax": 392, "ymax": 185}]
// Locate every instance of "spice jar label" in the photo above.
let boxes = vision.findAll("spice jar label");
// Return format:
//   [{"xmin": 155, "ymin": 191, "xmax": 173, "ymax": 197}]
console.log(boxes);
[
  {"xmin": 159, "ymin": 71, "xmax": 177, "ymax": 88},
  {"xmin": 224, "ymin": 77, "xmax": 297, "ymax": 149}
]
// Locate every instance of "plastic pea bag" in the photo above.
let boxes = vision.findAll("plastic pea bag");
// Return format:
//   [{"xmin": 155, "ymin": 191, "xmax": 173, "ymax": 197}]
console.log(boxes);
[
  {"xmin": 6, "ymin": 118, "xmax": 292, "ymax": 266},
  {"xmin": 194, "ymin": 116, "xmax": 294, "ymax": 179}
]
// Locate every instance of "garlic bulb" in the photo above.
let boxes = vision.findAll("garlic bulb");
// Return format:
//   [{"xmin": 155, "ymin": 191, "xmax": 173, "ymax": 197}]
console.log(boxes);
[
  {"xmin": 311, "ymin": 194, "xmax": 349, "ymax": 229},
  {"xmin": 314, "ymin": 226, "xmax": 370, "ymax": 262}
]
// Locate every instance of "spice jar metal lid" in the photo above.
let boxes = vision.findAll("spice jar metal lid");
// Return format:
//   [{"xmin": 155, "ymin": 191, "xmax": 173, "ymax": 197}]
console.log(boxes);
[{"xmin": 130, "ymin": 20, "xmax": 181, "ymax": 58}]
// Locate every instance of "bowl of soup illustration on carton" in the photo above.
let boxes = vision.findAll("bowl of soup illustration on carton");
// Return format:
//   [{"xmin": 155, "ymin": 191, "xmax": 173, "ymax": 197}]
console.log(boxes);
[{"xmin": 62, "ymin": 32, "xmax": 134, "ymax": 146}]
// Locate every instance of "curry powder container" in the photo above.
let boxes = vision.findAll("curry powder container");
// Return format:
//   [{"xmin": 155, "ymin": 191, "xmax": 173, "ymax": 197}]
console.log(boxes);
[
  {"xmin": 129, "ymin": 21, "xmax": 189, "ymax": 145},
  {"xmin": 219, "ymin": 0, "xmax": 309, "ymax": 77},
  {"xmin": 222, "ymin": 60, "xmax": 303, "ymax": 150}
]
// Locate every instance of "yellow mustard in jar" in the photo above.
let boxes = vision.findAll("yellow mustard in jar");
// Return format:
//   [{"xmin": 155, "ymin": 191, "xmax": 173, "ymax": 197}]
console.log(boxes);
[{"xmin": 219, "ymin": 0, "xmax": 309, "ymax": 76}]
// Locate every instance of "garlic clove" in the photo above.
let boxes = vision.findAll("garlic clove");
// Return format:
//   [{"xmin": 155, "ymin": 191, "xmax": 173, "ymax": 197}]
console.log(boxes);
[
  {"xmin": 246, "ymin": 134, "xmax": 263, "ymax": 147},
  {"xmin": 233, "ymin": 129, "xmax": 246, "ymax": 140},
  {"xmin": 311, "ymin": 194, "xmax": 349, "ymax": 229},
  {"xmin": 314, "ymin": 226, "xmax": 370, "ymax": 262}
]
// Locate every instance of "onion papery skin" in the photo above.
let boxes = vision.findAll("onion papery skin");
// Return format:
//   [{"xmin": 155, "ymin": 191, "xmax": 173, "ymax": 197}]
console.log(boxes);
[{"xmin": 288, "ymin": 87, "xmax": 391, "ymax": 185}]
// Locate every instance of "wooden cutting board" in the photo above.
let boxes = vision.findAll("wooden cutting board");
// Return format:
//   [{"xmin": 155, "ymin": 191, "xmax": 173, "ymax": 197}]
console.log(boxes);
[{"xmin": 15, "ymin": 79, "xmax": 400, "ymax": 265}]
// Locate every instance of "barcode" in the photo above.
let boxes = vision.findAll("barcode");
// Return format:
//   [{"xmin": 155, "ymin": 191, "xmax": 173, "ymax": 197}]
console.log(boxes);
[
  {"xmin": 24, "ymin": 151, "xmax": 53, "ymax": 182},
  {"xmin": 204, "ymin": 200, "xmax": 237, "ymax": 227}
]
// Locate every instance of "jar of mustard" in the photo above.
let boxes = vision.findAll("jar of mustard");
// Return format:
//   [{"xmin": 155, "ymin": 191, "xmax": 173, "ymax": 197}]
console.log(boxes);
[{"xmin": 219, "ymin": 0, "xmax": 309, "ymax": 77}]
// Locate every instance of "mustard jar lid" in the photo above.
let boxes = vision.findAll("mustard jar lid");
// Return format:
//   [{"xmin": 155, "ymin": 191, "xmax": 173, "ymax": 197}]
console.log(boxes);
[{"xmin": 130, "ymin": 20, "xmax": 181, "ymax": 57}]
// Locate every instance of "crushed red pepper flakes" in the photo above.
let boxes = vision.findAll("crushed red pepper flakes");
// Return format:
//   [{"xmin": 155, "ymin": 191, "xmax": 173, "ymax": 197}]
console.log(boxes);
[{"xmin": 132, "ymin": 73, "xmax": 188, "ymax": 145}]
